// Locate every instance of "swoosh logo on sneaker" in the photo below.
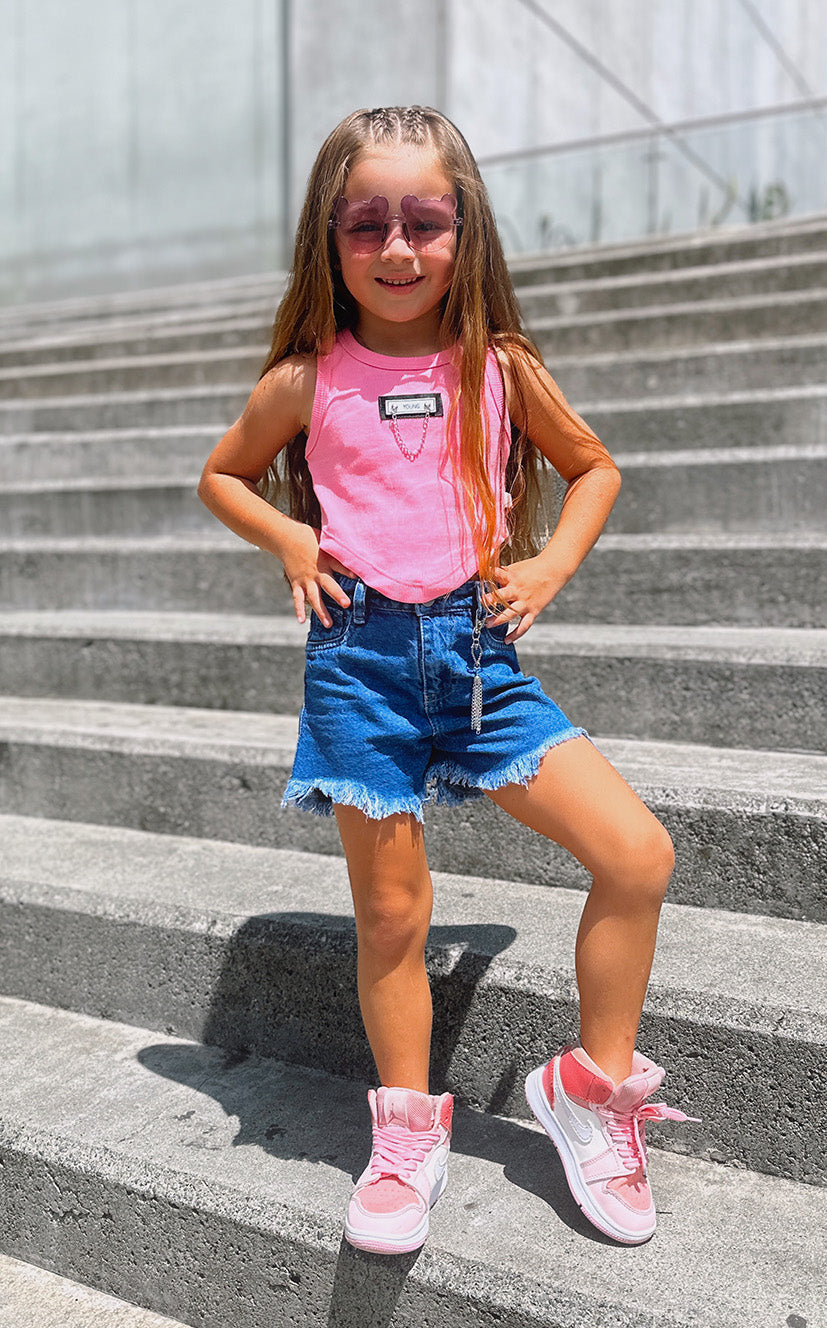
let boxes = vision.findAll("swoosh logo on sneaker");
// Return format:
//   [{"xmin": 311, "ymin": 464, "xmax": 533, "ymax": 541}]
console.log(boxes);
[
  {"xmin": 553, "ymin": 1062, "xmax": 594, "ymax": 1145},
  {"xmin": 431, "ymin": 1145, "xmax": 450, "ymax": 1185}
]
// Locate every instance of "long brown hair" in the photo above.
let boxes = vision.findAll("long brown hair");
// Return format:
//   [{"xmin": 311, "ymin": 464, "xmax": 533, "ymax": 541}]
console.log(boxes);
[{"xmin": 258, "ymin": 105, "xmax": 549, "ymax": 579}]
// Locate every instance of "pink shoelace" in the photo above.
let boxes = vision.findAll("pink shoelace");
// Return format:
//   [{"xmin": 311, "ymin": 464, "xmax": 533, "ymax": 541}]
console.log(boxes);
[
  {"xmin": 601, "ymin": 1101, "xmax": 699, "ymax": 1174},
  {"xmin": 368, "ymin": 1122, "xmax": 441, "ymax": 1182}
]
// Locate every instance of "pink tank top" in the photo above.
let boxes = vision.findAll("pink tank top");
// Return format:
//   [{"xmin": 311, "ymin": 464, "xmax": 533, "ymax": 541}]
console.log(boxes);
[{"xmin": 305, "ymin": 329, "xmax": 511, "ymax": 601}]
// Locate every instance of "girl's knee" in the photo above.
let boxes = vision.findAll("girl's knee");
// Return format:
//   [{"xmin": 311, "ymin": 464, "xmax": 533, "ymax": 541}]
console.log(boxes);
[
  {"xmin": 602, "ymin": 818, "xmax": 674, "ymax": 902},
  {"xmin": 355, "ymin": 876, "xmax": 432, "ymax": 957}
]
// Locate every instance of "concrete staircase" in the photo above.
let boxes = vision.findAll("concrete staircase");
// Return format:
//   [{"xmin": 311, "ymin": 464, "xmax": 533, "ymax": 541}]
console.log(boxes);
[{"xmin": 0, "ymin": 214, "xmax": 825, "ymax": 1328}]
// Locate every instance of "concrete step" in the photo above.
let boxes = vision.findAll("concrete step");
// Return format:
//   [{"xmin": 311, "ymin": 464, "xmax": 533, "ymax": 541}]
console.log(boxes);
[
  {"xmin": 0, "ymin": 476, "xmax": 213, "ymax": 538},
  {"xmin": 0, "ymin": 304, "xmax": 278, "ymax": 368},
  {"xmin": 0, "ymin": 1252, "xmax": 186, "ymax": 1328},
  {"xmin": 0, "ymin": 222, "xmax": 822, "ymax": 352},
  {"xmin": 2, "ymin": 295, "xmax": 825, "ymax": 401},
  {"xmin": 516, "ymin": 250, "xmax": 827, "ymax": 317},
  {"xmin": 0, "ymin": 215, "xmax": 821, "ymax": 339},
  {"xmin": 0, "ymin": 348, "xmax": 265, "ymax": 400},
  {"xmin": 0, "ymin": 535, "xmax": 280, "ymax": 614},
  {"xmin": 606, "ymin": 442, "xmax": 827, "ymax": 533},
  {"xmin": 1, "ymin": 339, "xmax": 823, "ymax": 440},
  {"xmin": 0, "ymin": 613, "xmax": 823, "ymax": 755},
  {"xmin": 0, "ymin": 428, "xmax": 219, "ymax": 483},
  {"xmin": 542, "ymin": 334, "xmax": 827, "ymax": 399},
  {"xmin": 508, "ymin": 213, "xmax": 827, "ymax": 285},
  {"xmin": 2, "ymin": 443, "xmax": 824, "ymax": 538},
  {"xmin": 586, "ymin": 385, "xmax": 827, "ymax": 453},
  {"xmin": 0, "ymin": 698, "xmax": 822, "ymax": 920},
  {"xmin": 529, "ymin": 288, "xmax": 827, "ymax": 355},
  {"xmin": 2, "ymin": 533, "xmax": 823, "ymax": 626},
  {"xmin": 0, "ymin": 313, "xmax": 271, "ymax": 372},
  {"xmin": 0, "ymin": 269, "xmax": 284, "ymax": 332},
  {"xmin": 0, "ymin": 996, "xmax": 823, "ymax": 1328},
  {"xmin": 1, "ymin": 387, "xmax": 824, "ymax": 488},
  {"xmin": 0, "ymin": 215, "xmax": 820, "ymax": 331},
  {"xmin": 1, "ymin": 815, "xmax": 824, "ymax": 1182},
  {"xmin": 1, "ymin": 255, "xmax": 824, "ymax": 372},
  {"xmin": 0, "ymin": 385, "xmax": 245, "ymax": 435}
]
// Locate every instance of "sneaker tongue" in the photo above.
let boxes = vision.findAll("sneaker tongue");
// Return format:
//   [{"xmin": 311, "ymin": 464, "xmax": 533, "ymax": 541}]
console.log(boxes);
[
  {"xmin": 376, "ymin": 1087, "xmax": 436, "ymax": 1131},
  {"xmin": 609, "ymin": 1065, "xmax": 665, "ymax": 1113},
  {"xmin": 571, "ymin": 1047, "xmax": 665, "ymax": 1112}
]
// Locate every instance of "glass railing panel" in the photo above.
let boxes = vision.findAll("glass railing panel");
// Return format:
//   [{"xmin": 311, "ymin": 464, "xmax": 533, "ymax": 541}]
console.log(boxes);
[{"xmin": 482, "ymin": 101, "xmax": 827, "ymax": 255}]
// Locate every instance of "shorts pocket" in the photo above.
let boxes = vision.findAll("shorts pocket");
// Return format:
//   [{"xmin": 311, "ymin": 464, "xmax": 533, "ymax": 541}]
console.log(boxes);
[
  {"xmin": 306, "ymin": 595, "xmax": 351, "ymax": 653},
  {"xmin": 481, "ymin": 619, "xmax": 512, "ymax": 650}
]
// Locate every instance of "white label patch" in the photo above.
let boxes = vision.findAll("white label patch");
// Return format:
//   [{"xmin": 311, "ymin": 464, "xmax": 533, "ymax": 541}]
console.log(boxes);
[{"xmin": 378, "ymin": 393, "xmax": 443, "ymax": 420}]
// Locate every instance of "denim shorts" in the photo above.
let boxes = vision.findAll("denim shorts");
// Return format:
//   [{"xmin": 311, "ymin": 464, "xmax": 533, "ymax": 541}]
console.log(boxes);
[{"xmin": 281, "ymin": 573, "xmax": 589, "ymax": 822}]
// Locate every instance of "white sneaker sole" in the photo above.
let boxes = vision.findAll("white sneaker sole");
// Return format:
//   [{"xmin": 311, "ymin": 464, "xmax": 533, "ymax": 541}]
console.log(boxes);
[{"xmin": 525, "ymin": 1065, "xmax": 655, "ymax": 1245}]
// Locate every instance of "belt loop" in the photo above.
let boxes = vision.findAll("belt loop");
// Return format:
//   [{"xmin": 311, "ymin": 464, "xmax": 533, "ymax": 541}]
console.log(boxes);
[{"xmin": 353, "ymin": 579, "xmax": 367, "ymax": 624}]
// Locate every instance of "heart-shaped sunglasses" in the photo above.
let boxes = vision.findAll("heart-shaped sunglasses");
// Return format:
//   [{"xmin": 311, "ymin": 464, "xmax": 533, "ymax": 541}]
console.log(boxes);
[{"xmin": 329, "ymin": 194, "xmax": 461, "ymax": 254}]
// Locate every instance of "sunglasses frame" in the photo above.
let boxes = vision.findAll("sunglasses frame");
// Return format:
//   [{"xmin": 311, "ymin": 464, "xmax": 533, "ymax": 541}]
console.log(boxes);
[{"xmin": 328, "ymin": 193, "xmax": 462, "ymax": 254}]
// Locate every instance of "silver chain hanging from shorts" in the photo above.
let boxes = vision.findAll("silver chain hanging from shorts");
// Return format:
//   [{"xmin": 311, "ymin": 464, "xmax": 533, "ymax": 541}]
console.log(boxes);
[{"xmin": 470, "ymin": 606, "xmax": 484, "ymax": 733}]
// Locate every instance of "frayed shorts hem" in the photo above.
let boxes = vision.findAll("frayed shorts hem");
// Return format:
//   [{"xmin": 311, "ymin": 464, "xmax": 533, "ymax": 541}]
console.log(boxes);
[
  {"xmin": 281, "ymin": 779, "xmax": 427, "ymax": 823},
  {"xmin": 280, "ymin": 725, "xmax": 590, "ymax": 823},
  {"xmin": 430, "ymin": 725, "xmax": 590, "ymax": 804}
]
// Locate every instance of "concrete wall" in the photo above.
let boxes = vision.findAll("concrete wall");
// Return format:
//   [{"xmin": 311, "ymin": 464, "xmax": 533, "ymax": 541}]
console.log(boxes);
[
  {"xmin": 1, "ymin": 0, "xmax": 825, "ymax": 303},
  {"xmin": 0, "ymin": 0, "xmax": 284, "ymax": 301}
]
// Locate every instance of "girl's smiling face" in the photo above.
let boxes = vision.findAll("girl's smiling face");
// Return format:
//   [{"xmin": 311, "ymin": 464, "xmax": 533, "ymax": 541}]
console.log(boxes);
[{"xmin": 333, "ymin": 145, "xmax": 458, "ymax": 354}]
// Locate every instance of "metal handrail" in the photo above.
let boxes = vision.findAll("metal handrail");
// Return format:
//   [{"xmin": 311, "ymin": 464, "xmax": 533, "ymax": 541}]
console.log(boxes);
[{"xmin": 477, "ymin": 95, "xmax": 827, "ymax": 167}]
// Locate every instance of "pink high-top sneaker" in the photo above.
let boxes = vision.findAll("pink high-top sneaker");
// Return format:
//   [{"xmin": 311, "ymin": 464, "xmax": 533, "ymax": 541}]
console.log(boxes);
[
  {"xmin": 345, "ymin": 1086, "xmax": 454, "ymax": 1255},
  {"xmin": 526, "ymin": 1046, "xmax": 697, "ymax": 1244}
]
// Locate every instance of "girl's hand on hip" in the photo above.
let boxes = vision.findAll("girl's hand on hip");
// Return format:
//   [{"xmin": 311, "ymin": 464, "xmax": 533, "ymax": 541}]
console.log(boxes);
[
  {"xmin": 482, "ymin": 558, "xmax": 562, "ymax": 643},
  {"xmin": 280, "ymin": 525, "xmax": 351, "ymax": 627}
]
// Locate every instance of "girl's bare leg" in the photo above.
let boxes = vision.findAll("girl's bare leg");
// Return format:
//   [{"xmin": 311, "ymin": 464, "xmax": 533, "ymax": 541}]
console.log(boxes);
[
  {"xmin": 486, "ymin": 735, "xmax": 674, "ymax": 1084},
  {"xmin": 334, "ymin": 805, "xmax": 434, "ymax": 1093}
]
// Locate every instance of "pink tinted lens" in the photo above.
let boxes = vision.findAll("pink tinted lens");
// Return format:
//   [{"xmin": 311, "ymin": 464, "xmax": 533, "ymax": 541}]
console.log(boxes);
[
  {"xmin": 333, "ymin": 196, "xmax": 390, "ymax": 253},
  {"xmin": 400, "ymin": 194, "xmax": 458, "ymax": 250}
]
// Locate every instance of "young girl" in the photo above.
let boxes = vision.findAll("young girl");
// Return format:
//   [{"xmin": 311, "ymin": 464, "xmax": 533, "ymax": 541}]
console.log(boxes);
[{"xmin": 198, "ymin": 105, "xmax": 693, "ymax": 1254}]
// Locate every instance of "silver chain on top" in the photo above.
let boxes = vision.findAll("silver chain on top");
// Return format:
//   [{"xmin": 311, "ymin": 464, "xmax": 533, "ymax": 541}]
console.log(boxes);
[{"xmin": 389, "ymin": 406, "xmax": 430, "ymax": 462}]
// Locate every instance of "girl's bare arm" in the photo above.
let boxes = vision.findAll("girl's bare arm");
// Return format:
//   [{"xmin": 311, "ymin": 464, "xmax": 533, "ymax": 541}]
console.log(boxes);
[
  {"xmin": 197, "ymin": 355, "xmax": 349, "ymax": 625},
  {"xmin": 491, "ymin": 346, "xmax": 622, "ymax": 641}
]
